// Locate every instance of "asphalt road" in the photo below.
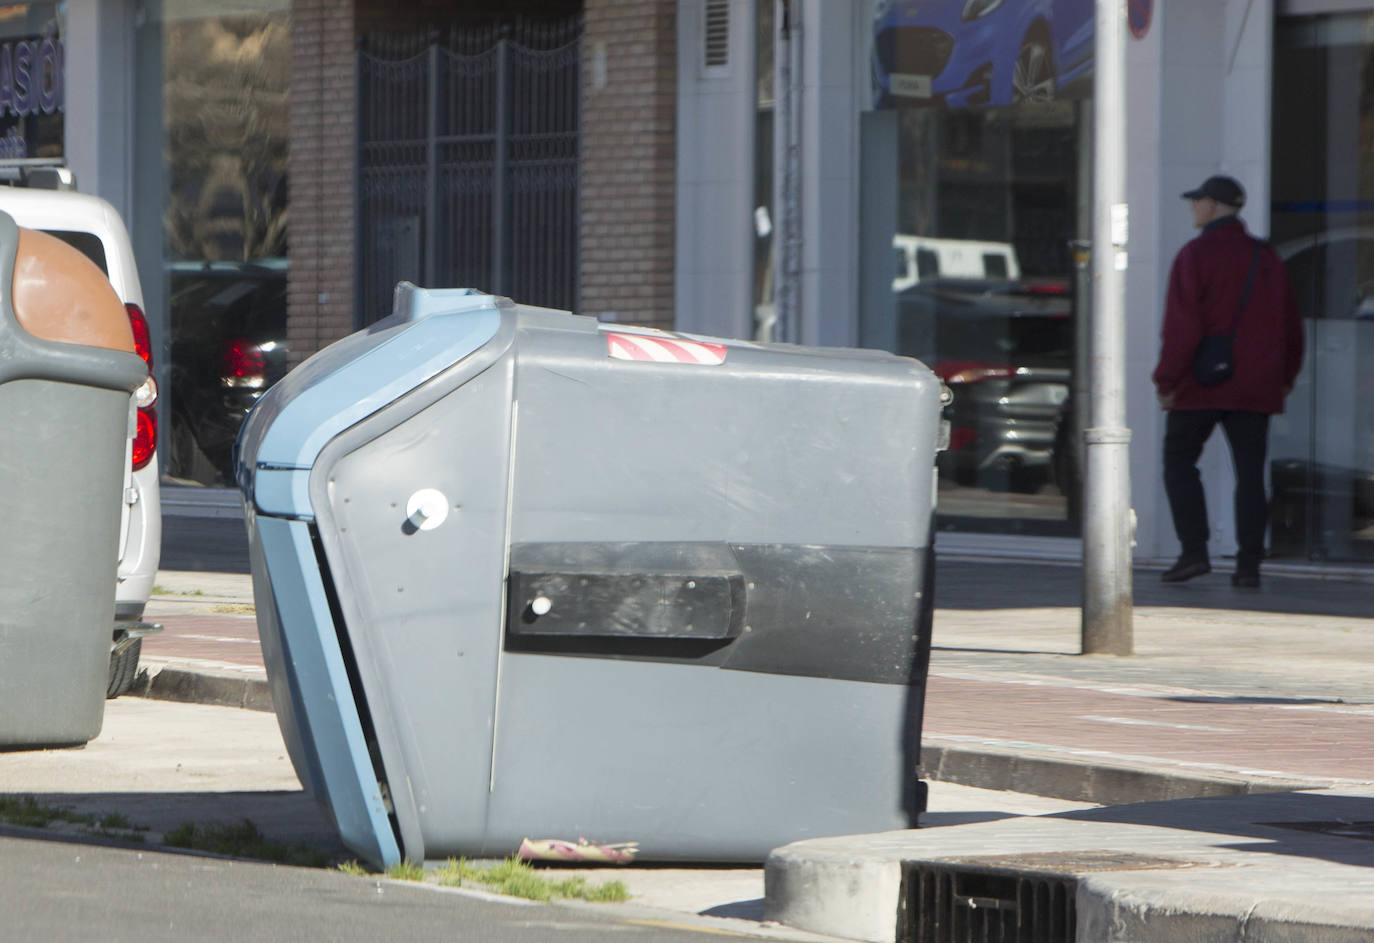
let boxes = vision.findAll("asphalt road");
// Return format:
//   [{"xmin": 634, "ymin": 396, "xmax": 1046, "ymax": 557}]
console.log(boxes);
[
  {"xmin": 162, "ymin": 514, "xmax": 250, "ymax": 574},
  {"xmin": 0, "ymin": 833, "xmax": 763, "ymax": 943}
]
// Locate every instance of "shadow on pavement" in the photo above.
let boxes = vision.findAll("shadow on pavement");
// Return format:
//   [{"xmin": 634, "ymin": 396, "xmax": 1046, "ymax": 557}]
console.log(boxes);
[
  {"xmin": 700, "ymin": 899, "xmax": 764, "ymax": 920},
  {"xmin": 1052, "ymin": 792, "xmax": 1374, "ymax": 869},
  {"xmin": 937, "ymin": 559, "xmax": 1374, "ymax": 620},
  {"xmin": 919, "ymin": 811, "xmax": 1024, "ymax": 828},
  {"xmin": 0, "ymin": 789, "xmax": 349, "ymax": 862}
]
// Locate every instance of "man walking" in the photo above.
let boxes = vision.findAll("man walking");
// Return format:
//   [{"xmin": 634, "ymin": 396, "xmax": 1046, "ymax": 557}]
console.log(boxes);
[{"xmin": 1152, "ymin": 175, "xmax": 1304, "ymax": 588}]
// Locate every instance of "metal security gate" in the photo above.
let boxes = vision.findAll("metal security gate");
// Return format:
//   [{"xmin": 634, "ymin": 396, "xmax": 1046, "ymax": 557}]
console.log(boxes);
[{"xmin": 357, "ymin": 26, "xmax": 580, "ymax": 324}]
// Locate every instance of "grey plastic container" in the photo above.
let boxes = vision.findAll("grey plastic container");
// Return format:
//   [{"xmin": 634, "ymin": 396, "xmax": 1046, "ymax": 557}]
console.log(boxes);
[
  {"xmin": 0, "ymin": 212, "xmax": 148, "ymax": 747},
  {"xmin": 236, "ymin": 286, "xmax": 943, "ymax": 867}
]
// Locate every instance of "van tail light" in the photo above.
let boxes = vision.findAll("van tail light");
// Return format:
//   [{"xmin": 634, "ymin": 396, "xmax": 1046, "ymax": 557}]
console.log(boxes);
[
  {"xmin": 127, "ymin": 303, "xmax": 157, "ymax": 470},
  {"xmin": 222, "ymin": 338, "xmax": 266, "ymax": 389},
  {"xmin": 132, "ymin": 409, "xmax": 158, "ymax": 470},
  {"xmin": 128, "ymin": 303, "xmax": 152, "ymax": 365}
]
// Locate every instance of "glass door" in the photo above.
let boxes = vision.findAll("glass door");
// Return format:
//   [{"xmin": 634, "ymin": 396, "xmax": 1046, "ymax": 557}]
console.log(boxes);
[{"xmin": 1271, "ymin": 12, "xmax": 1374, "ymax": 561}]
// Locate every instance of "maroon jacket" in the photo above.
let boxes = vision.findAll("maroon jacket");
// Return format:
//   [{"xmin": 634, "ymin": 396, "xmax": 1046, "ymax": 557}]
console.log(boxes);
[{"xmin": 1152, "ymin": 217, "xmax": 1304, "ymax": 414}]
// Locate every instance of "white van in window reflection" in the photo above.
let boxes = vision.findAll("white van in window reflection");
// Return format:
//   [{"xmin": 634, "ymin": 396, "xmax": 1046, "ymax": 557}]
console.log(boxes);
[{"xmin": 893, "ymin": 235, "xmax": 1021, "ymax": 292}]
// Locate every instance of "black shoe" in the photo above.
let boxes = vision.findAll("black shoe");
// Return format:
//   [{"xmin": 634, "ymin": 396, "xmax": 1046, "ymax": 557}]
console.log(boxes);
[
  {"xmin": 1161, "ymin": 556, "xmax": 1211, "ymax": 583},
  {"xmin": 1231, "ymin": 571, "xmax": 1260, "ymax": 589}
]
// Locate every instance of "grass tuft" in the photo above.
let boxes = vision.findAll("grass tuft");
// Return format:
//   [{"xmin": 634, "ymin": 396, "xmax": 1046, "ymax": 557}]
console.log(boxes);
[
  {"xmin": 0, "ymin": 795, "xmax": 94, "ymax": 828},
  {"xmin": 336, "ymin": 860, "xmax": 369, "ymax": 877},
  {"xmin": 434, "ymin": 857, "xmax": 629, "ymax": 903},
  {"xmin": 0, "ymin": 795, "xmax": 146, "ymax": 844},
  {"xmin": 386, "ymin": 860, "xmax": 425, "ymax": 881},
  {"xmin": 210, "ymin": 603, "xmax": 255, "ymax": 615},
  {"xmin": 163, "ymin": 819, "xmax": 330, "ymax": 868}
]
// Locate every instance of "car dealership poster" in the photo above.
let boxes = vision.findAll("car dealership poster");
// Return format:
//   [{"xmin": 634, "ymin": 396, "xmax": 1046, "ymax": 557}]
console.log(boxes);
[
  {"xmin": 871, "ymin": 0, "xmax": 1095, "ymax": 110},
  {"xmin": 0, "ymin": 2, "xmax": 62, "ymax": 161}
]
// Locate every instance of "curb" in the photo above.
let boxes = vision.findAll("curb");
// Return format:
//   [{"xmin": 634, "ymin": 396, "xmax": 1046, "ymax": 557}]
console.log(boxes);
[
  {"xmin": 133, "ymin": 664, "xmax": 273, "ymax": 713},
  {"xmin": 764, "ymin": 836, "xmax": 1374, "ymax": 943},
  {"xmin": 918, "ymin": 743, "xmax": 1324, "ymax": 806},
  {"xmin": 129, "ymin": 666, "xmax": 1332, "ymax": 804}
]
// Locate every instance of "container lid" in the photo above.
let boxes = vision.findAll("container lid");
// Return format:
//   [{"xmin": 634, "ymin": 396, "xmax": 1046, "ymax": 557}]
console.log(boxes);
[
  {"xmin": 0, "ymin": 212, "xmax": 147, "ymax": 392},
  {"xmin": 236, "ymin": 285, "xmax": 504, "ymax": 519}
]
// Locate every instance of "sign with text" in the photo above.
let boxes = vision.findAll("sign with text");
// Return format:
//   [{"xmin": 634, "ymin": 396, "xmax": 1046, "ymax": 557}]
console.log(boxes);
[{"xmin": 0, "ymin": 3, "xmax": 62, "ymax": 161}]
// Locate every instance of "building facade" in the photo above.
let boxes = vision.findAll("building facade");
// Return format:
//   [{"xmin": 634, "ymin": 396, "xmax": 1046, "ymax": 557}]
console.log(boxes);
[
  {"xmin": 676, "ymin": 0, "xmax": 1374, "ymax": 573},
  {"xmin": 43, "ymin": 0, "xmax": 1374, "ymax": 574}
]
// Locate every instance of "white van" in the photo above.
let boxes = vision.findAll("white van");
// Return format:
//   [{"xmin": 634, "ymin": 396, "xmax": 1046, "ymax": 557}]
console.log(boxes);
[
  {"xmin": 0, "ymin": 183, "xmax": 162, "ymax": 696},
  {"xmin": 892, "ymin": 235, "xmax": 1021, "ymax": 292}
]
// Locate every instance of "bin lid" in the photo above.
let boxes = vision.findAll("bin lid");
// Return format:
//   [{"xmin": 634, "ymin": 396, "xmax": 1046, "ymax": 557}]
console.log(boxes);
[
  {"xmin": 237, "ymin": 286, "xmax": 503, "ymax": 520},
  {"xmin": 0, "ymin": 214, "xmax": 146, "ymax": 392}
]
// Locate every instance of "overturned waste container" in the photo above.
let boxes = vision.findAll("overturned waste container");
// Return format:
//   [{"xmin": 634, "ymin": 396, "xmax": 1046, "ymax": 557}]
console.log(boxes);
[
  {"xmin": 236, "ymin": 285, "xmax": 944, "ymax": 868},
  {"xmin": 0, "ymin": 213, "xmax": 149, "ymax": 747}
]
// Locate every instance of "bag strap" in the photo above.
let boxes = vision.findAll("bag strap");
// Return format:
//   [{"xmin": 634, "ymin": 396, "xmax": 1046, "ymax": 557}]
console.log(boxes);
[{"xmin": 1226, "ymin": 241, "xmax": 1263, "ymax": 339}]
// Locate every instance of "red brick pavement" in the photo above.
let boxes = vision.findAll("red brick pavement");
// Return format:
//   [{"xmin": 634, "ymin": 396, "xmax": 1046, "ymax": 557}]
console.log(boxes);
[
  {"xmin": 923, "ymin": 674, "xmax": 1374, "ymax": 784},
  {"xmin": 141, "ymin": 613, "xmax": 263, "ymax": 668},
  {"xmin": 143, "ymin": 613, "xmax": 1374, "ymax": 786}
]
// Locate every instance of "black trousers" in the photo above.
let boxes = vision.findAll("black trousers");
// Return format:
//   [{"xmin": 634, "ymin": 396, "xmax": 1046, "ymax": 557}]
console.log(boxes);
[{"xmin": 1163, "ymin": 409, "xmax": 1270, "ymax": 572}]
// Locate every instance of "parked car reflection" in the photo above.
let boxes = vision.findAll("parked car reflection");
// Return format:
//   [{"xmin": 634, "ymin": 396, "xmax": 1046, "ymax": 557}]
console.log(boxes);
[
  {"xmin": 897, "ymin": 275, "xmax": 1072, "ymax": 493},
  {"xmin": 871, "ymin": 0, "xmax": 1094, "ymax": 109},
  {"xmin": 168, "ymin": 259, "xmax": 288, "ymax": 485}
]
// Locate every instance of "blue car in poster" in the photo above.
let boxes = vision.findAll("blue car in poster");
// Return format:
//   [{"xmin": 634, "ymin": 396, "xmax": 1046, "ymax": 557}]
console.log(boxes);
[{"xmin": 872, "ymin": 0, "xmax": 1094, "ymax": 108}]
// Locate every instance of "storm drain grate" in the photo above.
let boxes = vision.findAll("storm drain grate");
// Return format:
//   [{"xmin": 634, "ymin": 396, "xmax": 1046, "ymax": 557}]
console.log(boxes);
[{"xmin": 900, "ymin": 862, "xmax": 1075, "ymax": 943}]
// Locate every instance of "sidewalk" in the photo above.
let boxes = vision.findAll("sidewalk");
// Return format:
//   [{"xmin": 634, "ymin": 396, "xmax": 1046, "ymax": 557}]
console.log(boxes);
[
  {"xmin": 119, "ymin": 559, "xmax": 1374, "ymax": 940},
  {"xmin": 139, "ymin": 561, "xmax": 1374, "ymax": 801}
]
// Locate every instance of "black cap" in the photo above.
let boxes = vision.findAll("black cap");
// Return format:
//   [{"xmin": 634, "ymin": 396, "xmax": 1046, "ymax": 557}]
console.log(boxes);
[{"xmin": 1181, "ymin": 175, "xmax": 1245, "ymax": 208}]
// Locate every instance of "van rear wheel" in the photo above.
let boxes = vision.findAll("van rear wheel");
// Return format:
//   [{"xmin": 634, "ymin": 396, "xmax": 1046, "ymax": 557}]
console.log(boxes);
[{"xmin": 107, "ymin": 638, "xmax": 142, "ymax": 698}]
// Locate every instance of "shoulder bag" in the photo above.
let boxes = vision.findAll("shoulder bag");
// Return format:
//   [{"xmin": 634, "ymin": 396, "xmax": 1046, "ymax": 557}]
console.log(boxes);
[{"xmin": 1193, "ymin": 241, "xmax": 1262, "ymax": 387}]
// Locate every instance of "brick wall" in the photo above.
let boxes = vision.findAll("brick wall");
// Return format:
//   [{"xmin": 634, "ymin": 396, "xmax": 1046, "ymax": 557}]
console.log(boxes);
[
  {"xmin": 580, "ymin": 0, "xmax": 677, "ymax": 330},
  {"xmin": 289, "ymin": 0, "xmax": 679, "ymax": 355},
  {"xmin": 288, "ymin": 0, "xmax": 357, "ymax": 366}
]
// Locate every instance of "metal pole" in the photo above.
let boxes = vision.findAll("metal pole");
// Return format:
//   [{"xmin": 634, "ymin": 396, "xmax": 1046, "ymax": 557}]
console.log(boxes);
[
  {"xmin": 773, "ymin": 0, "xmax": 802, "ymax": 345},
  {"xmin": 354, "ymin": 46, "xmax": 367, "ymax": 327},
  {"xmin": 493, "ymin": 39, "xmax": 511, "ymax": 296},
  {"xmin": 1082, "ymin": 0, "xmax": 1133, "ymax": 655},
  {"xmin": 424, "ymin": 42, "xmax": 440, "ymax": 288}
]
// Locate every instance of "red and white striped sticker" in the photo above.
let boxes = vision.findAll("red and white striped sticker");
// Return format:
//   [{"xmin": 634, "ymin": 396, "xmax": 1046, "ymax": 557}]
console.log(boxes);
[{"xmin": 605, "ymin": 331, "xmax": 727, "ymax": 365}]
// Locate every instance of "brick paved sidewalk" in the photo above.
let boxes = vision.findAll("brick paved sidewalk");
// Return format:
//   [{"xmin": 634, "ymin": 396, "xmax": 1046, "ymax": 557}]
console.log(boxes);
[
  {"xmin": 142, "ymin": 600, "xmax": 1374, "ymax": 799},
  {"xmin": 141, "ymin": 612, "xmax": 264, "ymax": 672},
  {"xmin": 923, "ymin": 673, "xmax": 1374, "ymax": 787}
]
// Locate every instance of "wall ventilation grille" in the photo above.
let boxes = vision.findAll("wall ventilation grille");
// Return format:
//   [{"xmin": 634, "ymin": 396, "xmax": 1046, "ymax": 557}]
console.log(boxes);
[{"xmin": 704, "ymin": 0, "xmax": 730, "ymax": 70}]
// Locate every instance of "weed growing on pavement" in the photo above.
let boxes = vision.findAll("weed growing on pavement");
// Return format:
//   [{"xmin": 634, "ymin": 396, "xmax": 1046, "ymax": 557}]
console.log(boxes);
[
  {"xmin": 386, "ymin": 861, "xmax": 425, "ymax": 881},
  {"xmin": 0, "ymin": 795, "xmax": 92, "ymax": 828},
  {"xmin": 152, "ymin": 586, "xmax": 204, "ymax": 596},
  {"xmin": 0, "ymin": 795, "xmax": 146, "ymax": 843},
  {"xmin": 211, "ymin": 603, "xmax": 255, "ymax": 615},
  {"xmin": 164, "ymin": 820, "xmax": 330, "ymax": 868},
  {"xmin": 336, "ymin": 860, "xmax": 369, "ymax": 877},
  {"xmin": 434, "ymin": 857, "xmax": 629, "ymax": 903}
]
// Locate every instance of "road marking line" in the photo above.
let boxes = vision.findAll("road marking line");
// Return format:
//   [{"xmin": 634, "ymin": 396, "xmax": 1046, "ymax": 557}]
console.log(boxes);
[
  {"xmin": 1077, "ymin": 715, "xmax": 1241, "ymax": 733},
  {"xmin": 168, "ymin": 634, "xmax": 260, "ymax": 644}
]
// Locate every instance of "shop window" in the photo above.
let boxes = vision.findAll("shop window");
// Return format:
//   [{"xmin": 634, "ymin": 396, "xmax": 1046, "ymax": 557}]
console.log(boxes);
[
  {"xmin": 1271, "ymin": 12, "xmax": 1374, "ymax": 562},
  {"xmin": 137, "ymin": 4, "xmax": 290, "ymax": 487},
  {"xmin": 860, "ymin": 0, "xmax": 1094, "ymax": 537}
]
